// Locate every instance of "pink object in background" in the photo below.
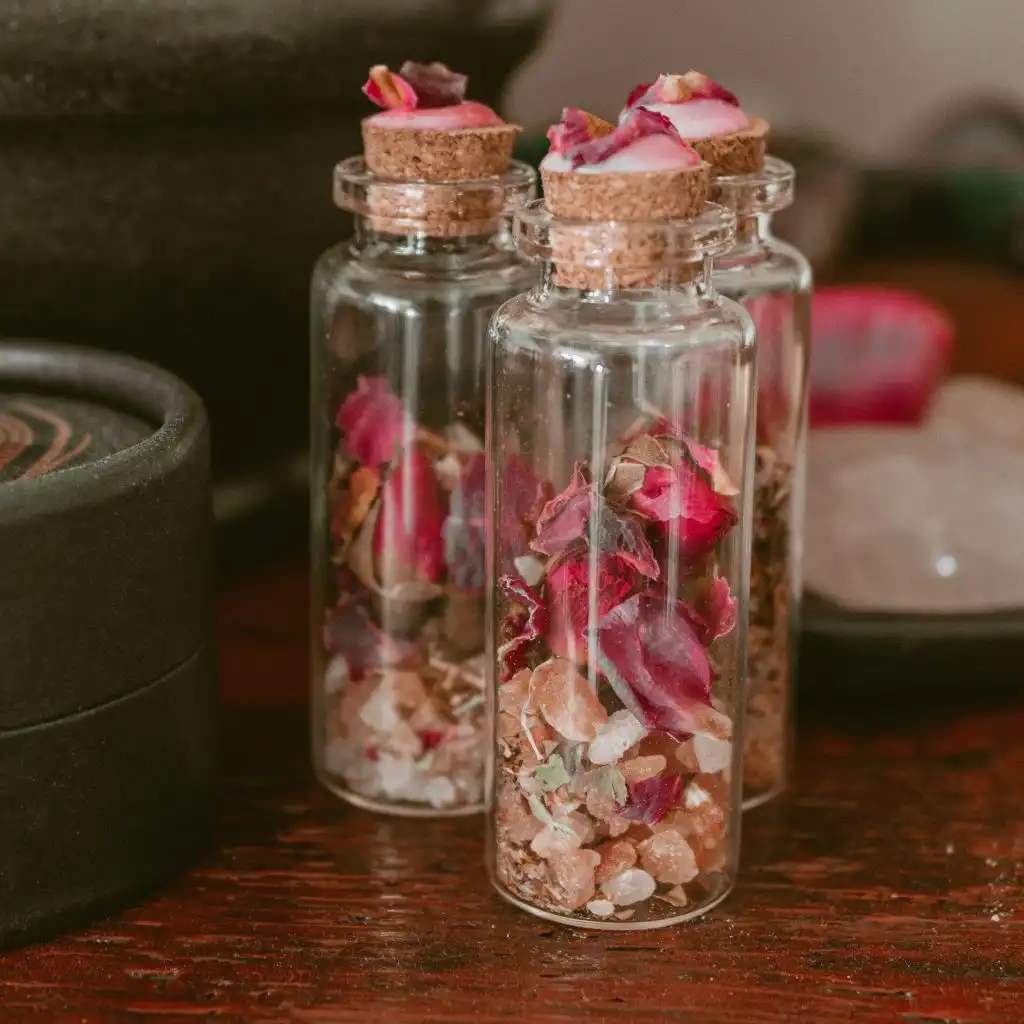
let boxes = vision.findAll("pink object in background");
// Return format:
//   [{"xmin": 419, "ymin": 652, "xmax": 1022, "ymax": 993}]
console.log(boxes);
[{"xmin": 809, "ymin": 286, "xmax": 954, "ymax": 426}]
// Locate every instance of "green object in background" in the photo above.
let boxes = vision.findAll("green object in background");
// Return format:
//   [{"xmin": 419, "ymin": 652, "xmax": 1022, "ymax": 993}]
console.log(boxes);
[{"xmin": 514, "ymin": 134, "xmax": 548, "ymax": 187}]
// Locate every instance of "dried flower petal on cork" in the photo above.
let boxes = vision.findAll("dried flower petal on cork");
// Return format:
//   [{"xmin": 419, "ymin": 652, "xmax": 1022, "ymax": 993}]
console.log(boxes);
[
  {"xmin": 569, "ymin": 107, "xmax": 695, "ymax": 169},
  {"xmin": 546, "ymin": 108, "xmax": 616, "ymax": 155},
  {"xmin": 362, "ymin": 65, "xmax": 419, "ymax": 110},
  {"xmin": 398, "ymin": 61, "xmax": 468, "ymax": 108}
]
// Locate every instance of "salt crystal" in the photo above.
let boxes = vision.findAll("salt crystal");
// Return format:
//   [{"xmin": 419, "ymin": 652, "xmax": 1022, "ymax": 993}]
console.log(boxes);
[
  {"xmin": 530, "ymin": 658, "xmax": 608, "ymax": 742},
  {"xmin": 692, "ymin": 734, "xmax": 732, "ymax": 775},
  {"xmin": 586, "ymin": 899, "xmax": 616, "ymax": 918},
  {"xmin": 601, "ymin": 867, "xmax": 657, "ymax": 906},
  {"xmin": 588, "ymin": 710, "xmax": 648, "ymax": 766},
  {"xmin": 531, "ymin": 825, "xmax": 581, "ymax": 860},
  {"xmin": 324, "ymin": 656, "xmax": 349, "ymax": 695},
  {"xmin": 594, "ymin": 838, "xmax": 638, "ymax": 884},
  {"xmin": 621, "ymin": 754, "xmax": 667, "ymax": 784},
  {"xmin": 660, "ymin": 885, "xmax": 689, "ymax": 908},
  {"xmin": 433, "ymin": 453, "xmax": 463, "ymax": 492},
  {"xmin": 359, "ymin": 677, "xmax": 402, "ymax": 732},
  {"xmin": 806, "ymin": 427, "xmax": 1024, "ymax": 613},
  {"xmin": 550, "ymin": 849, "xmax": 600, "ymax": 910},
  {"xmin": 377, "ymin": 753, "xmax": 415, "ymax": 796},
  {"xmin": 637, "ymin": 831, "xmax": 699, "ymax": 885},
  {"xmin": 423, "ymin": 776, "xmax": 457, "ymax": 808},
  {"xmin": 514, "ymin": 555, "xmax": 547, "ymax": 588}
]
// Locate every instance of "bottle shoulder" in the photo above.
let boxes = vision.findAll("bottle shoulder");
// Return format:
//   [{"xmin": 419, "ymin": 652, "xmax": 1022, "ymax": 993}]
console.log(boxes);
[{"xmin": 714, "ymin": 238, "xmax": 813, "ymax": 296}]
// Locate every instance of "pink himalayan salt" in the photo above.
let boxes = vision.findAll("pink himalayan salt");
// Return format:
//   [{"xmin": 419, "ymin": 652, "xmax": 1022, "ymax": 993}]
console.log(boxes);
[
  {"xmin": 585, "ymin": 790, "xmax": 631, "ymax": 837},
  {"xmin": 555, "ymin": 809, "xmax": 599, "ymax": 846},
  {"xmin": 594, "ymin": 838, "xmax": 638, "ymax": 884},
  {"xmin": 621, "ymin": 755, "xmax": 667, "ymax": 785},
  {"xmin": 675, "ymin": 739, "xmax": 700, "ymax": 773},
  {"xmin": 499, "ymin": 669, "xmax": 532, "ymax": 717},
  {"xmin": 638, "ymin": 831, "xmax": 699, "ymax": 885},
  {"xmin": 550, "ymin": 848, "xmax": 602, "ymax": 910},
  {"xmin": 530, "ymin": 826, "xmax": 580, "ymax": 860},
  {"xmin": 601, "ymin": 867, "xmax": 657, "ymax": 906},
  {"xmin": 586, "ymin": 899, "xmax": 616, "ymax": 918},
  {"xmin": 588, "ymin": 709, "xmax": 648, "ymax": 766},
  {"xmin": 660, "ymin": 885, "xmax": 689, "ymax": 908},
  {"xmin": 692, "ymin": 734, "xmax": 732, "ymax": 775},
  {"xmin": 530, "ymin": 658, "xmax": 608, "ymax": 742}
]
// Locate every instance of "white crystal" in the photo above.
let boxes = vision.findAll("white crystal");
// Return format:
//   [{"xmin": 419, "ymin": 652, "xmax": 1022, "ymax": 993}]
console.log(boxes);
[
  {"xmin": 423, "ymin": 776, "xmax": 457, "ymax": 809},
  {"xmin": 693, "ymin": 734, "xmax": 732, "ymax": 775},
  {"xmin": 376, "ymin": 753, "xmax": 415, "ymax": 797},
  {"xmin": 359, "ymin": 677, "xmax": 402, "ymax": 732},
  {"xmin": 928, "ymin": 376, "xmax": 1024, "ymax": 452},
  {"xmin": 514, "ymin": 555, "xmax": 546, "ymax": 588},
  {"xmin": 588, "ymin": 710, "xmax": 648, "ymax": 766},
  {"xmin": 601, "ymin": 867, "xmax": 657, "ymax": 906},
  {"xmin": 586, "ymin": 899, "xmax": 616, "ymax": 918},
  {"xmin": 805, "ymin": 427, "xmax": 1024, "ymax": 613},
  {"xmin": 324, "ymin": 655, "xmax": 349, "ymax": 695},
  {"xmin": 433, "ymin": 453, "xmax": 463, "ymax": 493}
]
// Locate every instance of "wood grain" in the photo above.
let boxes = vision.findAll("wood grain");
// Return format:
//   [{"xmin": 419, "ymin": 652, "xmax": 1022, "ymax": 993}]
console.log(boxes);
[{"xmin": 0, "ymin": 559, "xmax": 1020, "ymax": 1023}]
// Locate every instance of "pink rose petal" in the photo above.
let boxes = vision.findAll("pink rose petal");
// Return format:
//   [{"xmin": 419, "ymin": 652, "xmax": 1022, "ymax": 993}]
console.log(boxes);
[
  {"xmin": 569, "ymin": 108, "xmax": 696, "ymax": 170},
  {"xmin": 531, "ymin": 462, "xmax": 595, "ymax": 558},
  {"xmin": 680, "ymin": 70, "xmax": 739, "ymax": 106},
  {"xmin": 362, "ymin": 65, "xmax": 419, "ymax": 110},
  {"xmin": 373, "ymin": 448, "xmax": 447, "ymax": 587},
  {"xmin": 336, "ymin": 376, "xmax": 410, "ymax": 470},
  {"xmin": 500, "ymin": 456, "xmax": 555, "ymax": 571},
  {"xmin": 546, "ymin": 107, "xmax": 615, "ymax": 156},
  {"xmin": 619, "ymin": 774, "xmax": 683, "ymax": 825},
  {"xmin": 547, "ymin": 547, "xmax": 640, "ymax": 663},
  {"xmin": 624, "ymin": 72, "xmax": 739, "ymax": 110},
  {"xmin": 588, "ymin": 506, "xmax": 660, "ymax": 580},
  {"xmin": 693, "ymin": 573, "xmax": 737, "ymax": 644},
  {"xmin": 596, "ymin": 595, "xmax": 730, "ymax": 740},
  {"xmin": 398, "ymin": 61, "xmax": 468, "ymax": 108}
]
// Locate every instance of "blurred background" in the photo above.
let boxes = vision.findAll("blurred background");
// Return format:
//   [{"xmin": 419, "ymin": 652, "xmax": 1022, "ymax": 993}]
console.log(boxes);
[{"xmin": 2, "ymin": 0, "xmax": 1023, "ymax": 639}]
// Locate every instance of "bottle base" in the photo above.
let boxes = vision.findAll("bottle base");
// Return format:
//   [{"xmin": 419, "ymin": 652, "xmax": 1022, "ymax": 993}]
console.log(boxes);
[
  {"xmin": 316, "ymin": 770, "xmax": 484, "ymax": 819},
  {"xmin": 491, "ymin": 877, "xmax": 734, "ymax": 932}
]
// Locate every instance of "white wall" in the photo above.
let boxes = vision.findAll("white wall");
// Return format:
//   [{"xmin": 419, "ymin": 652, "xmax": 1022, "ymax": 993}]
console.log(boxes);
[{"xmin": 507, "ymin": 0, "xmax": 1024, "ymax": 161}]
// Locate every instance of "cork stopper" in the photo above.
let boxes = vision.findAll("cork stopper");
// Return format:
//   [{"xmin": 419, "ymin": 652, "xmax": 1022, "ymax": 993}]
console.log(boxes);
[
  {"xmin": 361, "ymin": 122, "xmax": 521, "ymax": 182},
  {"xmin": 516, "ymin": 199, "xmax": 736, "ymax": 292},
  {"xmin": 334, "ymin": 156, "xmax": 536, "ymax": 239},
  {"xmin": 691, "ymin": 116, "xmax": 770, "ymax": 176}
]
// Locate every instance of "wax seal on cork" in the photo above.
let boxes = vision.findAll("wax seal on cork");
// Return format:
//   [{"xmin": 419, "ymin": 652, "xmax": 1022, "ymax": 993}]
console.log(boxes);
[
  {"xmin": 360, "ymin": 61, "xmax": 521, "ymax": 181},
  {"xmin": 624, "ymin": 72, "xmax": 770, "ymax": 176},
  {"xmin": 0, "ymin": 340, "xmax": 215, "ymax": 948}
]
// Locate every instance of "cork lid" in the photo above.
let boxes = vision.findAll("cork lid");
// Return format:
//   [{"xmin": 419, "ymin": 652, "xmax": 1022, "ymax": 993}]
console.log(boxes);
[{"xmin": 334, "ymin": 156, "xmax": 536, "ymax": 238}]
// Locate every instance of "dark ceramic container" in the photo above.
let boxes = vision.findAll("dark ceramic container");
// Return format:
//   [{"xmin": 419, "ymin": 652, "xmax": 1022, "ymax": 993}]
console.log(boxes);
[{"xmin": 0, "ymin": 340, "xmax": 216, "ymax": 948}]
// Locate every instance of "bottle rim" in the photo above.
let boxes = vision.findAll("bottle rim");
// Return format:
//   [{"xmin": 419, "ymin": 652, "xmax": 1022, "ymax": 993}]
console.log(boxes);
[{"xmin": 712, "ymin": 156, "xmax": 795, "ymax": 217}]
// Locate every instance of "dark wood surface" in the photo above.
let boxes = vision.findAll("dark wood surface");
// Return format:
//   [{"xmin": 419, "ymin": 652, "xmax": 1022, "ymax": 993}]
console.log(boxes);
[
  {"xmin": 0, "ymin": 557, "xmax": 1021, "ymax": 1023},
  {"xmin": 2, "ymin": 259, "xmax": 1024, "ymax": 1022}
]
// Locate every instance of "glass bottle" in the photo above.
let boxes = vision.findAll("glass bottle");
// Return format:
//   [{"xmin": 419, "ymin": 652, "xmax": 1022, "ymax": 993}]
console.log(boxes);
[
  {"xmin": 487, "ymin": 199, "xmax": 757, "ymax": 929},
  {"xmin": 311, "ymin": 157, "xmax": 536, "ymax": 817},
  {"xmin": 712, "ymin": 158, "xmax": 812, "ymax": 809}
]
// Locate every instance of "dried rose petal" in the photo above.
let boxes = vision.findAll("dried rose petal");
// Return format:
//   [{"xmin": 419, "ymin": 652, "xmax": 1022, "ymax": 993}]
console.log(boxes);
[
  {"xmin": 373, "ymin": 448, "xmax": 448, "ymax": 588},
  {"xmin": 619, "ymin": 774, "xmax": 683, "ymax": 825},
  {"xmin": 336, "ymin": 376, "xmax": 410, "ymax": 470},
  {"xmin": 693, "ymin": 572, "xmax": 737, "ymax": 644},
  {"xmin": 398, "ymin": 61, "xmax": 468, "ymax": 108},
  {"xmin": 588, "ymin": 506, "xmax": 660, "ymax": 580},
  {"xmin": 680, "ymin": 70, "xmax": 740, "ymax": 106},
  {"xmin": 322, "ymin": 603, "xmax": 415, "ymax": 682},
  {"xmin": 547, "ymin": 547, "xmax": 639, "ymax": 663},
  {"xmin": 631, "ymin": 461, "xmax": 738, "ymax": 559},
  {"xmin": 330, "ymin": 465, "xmax": 380, "ymax": 547},
  {"xmin": 442, "ymin": 452, "xmax": 486, "ymax": 592},
  {"xmin": 596, "ymin": 595, "xmax": 731, "ymax": 740},
  {"xmin": 528, "ymin": 657, "xmax": 608, "ymax": 743},
  {"xmin": 569, "ymin": 107, "xmax": 695, "ymax": 170},
  {"xmin": 362, "ymin": 65, "xmax": 419, "ymax": 110},
  {"xmin": 546, "ymin": 107, "xmax": 616, "ymax": 156},
  {"xmin": 531, "ymin": 462, "xmax": 595, "ymax": 558},
  {"xmin": 498, "ymin": 572, "xmax": 549, "ymax": 683},
  {"xmin": 623, "ymin": 81, "xmax": 654, "ymax": 111},
  {"xmin": 500, "ymin": 455, "xmax": 554, "ymax": 571}
]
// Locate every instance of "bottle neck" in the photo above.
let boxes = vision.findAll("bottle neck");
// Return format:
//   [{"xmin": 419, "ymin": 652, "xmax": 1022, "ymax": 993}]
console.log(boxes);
[
  {"xmin": 349, "ymin": 212, "xmax": 511, "ymax": 267},
  {"xmin": 734, "ymin": 212, "xmax": 773, "ymax": 249},
  {"xmin": 535, "ymin": 258, "xmax": 715, "ymax": 302}
]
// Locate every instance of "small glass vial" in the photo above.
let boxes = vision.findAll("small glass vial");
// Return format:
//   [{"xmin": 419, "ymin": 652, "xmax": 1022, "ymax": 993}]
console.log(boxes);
[
  {"xmin": 311, "ymin": 157, "xmax": 536, "ymax": 816},
  {"xmin": 713, "ymin": 158, "xmax": 812, "ymax": 808},
  {"xmin": 487, "ymin": 200, "xmax": 756, "ymax": 929}
]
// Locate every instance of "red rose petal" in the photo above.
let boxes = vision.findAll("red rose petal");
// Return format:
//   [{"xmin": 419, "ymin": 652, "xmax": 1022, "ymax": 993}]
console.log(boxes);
[
  {"xmin": 531, "ymin": 462, "xmax": 595, "ymax": 558},
  {"xmin": 596, "ymin": 594, "xmax": 726, "ymax": 740},
  {"xmin": 694, "ymin": 573, "xmax": 737, "ymax": 644},
  {"xmin": 498, "ymin": 572, "xmax": 549, "ymax": 683},
  {"xmin": 623, "ymin": 81, "xmax": 655, "ymax": 111},
  {"xmin": 588, "ymin": 506, "xmax": 660, "ymax": 580},
  {"xmin": 619, "ymin": 774, "xmax": 683, "ymax": 825},
  {"xmin": 362, "ymin": 65, "xmax": 419, "ymax": 110},
  {"xmin": 336, "ymin": 376, "xmax": 410, "ymax": 470},
  {"xmin": 547, "ymin": 547, "xmax": 640, "ymax": 663},
  {"xmin": 420, "ymin": 729, "xmax": 445, "ymax": 752},
  {"xmin": 569, "ymin": 107, "xmax": 695, "ymax": 169},
  {"xmin": 500, "ymin": 456, "xmax": 555, "ymax": 571},
  {"xmin": 398, "ymin": 61, "xmax": 468, "ymax": 109},
  {"xmin": 373, "ymin": 448, "xmax": 448, "ymax": 587},
  {"xmin": 624, "ymin": 72, "xmax": 740, "ymax": 111}
]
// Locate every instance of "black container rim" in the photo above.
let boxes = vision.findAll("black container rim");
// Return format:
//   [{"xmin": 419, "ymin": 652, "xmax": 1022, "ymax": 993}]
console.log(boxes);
[{"xmin": 0, "ymin": 340, "xmax": 206, "ymax": 524}]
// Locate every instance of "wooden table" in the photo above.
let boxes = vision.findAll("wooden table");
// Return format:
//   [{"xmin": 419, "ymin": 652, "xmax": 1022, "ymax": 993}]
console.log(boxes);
[
  {"xmin": 0, "ymin": 556, "xmax": 1021, "ymax": 1023},
  {"xmin": 3, "ymin": 258, "xmax": 1024, "ymax": 1021}
]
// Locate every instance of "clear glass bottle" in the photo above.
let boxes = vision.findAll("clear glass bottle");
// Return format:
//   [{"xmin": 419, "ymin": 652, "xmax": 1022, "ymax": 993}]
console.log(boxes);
[
  {"xmin": 712, "ymin": 158, "xmax": 812, "ymax": 809},
  {"xmin": 486, "ymin": 200, "xmax": 757, "ymax": 930},
  {"xmin": 311, "ymin": 157, "xmax": 536, "ymax": 816}
]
